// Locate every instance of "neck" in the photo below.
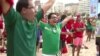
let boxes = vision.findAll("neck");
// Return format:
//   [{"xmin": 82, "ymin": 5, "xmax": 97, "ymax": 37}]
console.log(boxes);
[
  {"xmin": 23, "ymin": 16, "xmax": 35, "ymax": 22},
  {"xmin": 49, "ymin": 23, "xmax": 56, "ymax": 27}
]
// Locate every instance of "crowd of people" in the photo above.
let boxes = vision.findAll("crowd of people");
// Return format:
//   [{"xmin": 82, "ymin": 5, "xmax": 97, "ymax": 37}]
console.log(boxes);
[{"xmin": 0, "ymin": 0, "xmax": 99, "ymax": 56}]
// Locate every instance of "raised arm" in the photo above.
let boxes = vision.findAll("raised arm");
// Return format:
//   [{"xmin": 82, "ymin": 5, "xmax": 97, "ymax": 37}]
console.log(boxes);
[
  {"xmin": 1, "ymin": 0, "xmax": 13, "ymax": 14},
  {"xmin": 41, "ymin": 0, "xmax": 55, "ymax": 14},
  {"xmin": 61, "ymin": 16, "xmax": 72, "ymax": 27}
]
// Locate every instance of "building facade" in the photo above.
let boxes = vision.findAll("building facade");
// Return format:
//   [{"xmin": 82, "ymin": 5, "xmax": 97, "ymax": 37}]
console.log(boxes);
[{"xmin": 78, "ymin": 0, "xmax": 90, "ymax": 14}]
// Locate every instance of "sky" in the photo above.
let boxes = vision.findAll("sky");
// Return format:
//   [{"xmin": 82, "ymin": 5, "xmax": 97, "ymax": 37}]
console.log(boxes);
[
  {"xmin": 98, "ymin": 3, "xmax": 100, "ymax": 13},
  {"xmin": 40, "ymin": 0, "xmax": 79, "ymax": 4}
]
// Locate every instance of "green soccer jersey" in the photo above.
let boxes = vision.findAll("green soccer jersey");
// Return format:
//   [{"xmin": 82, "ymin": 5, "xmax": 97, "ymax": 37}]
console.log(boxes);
[
  {"xmin": 4, "ymin": 8, "xmax": 43, "ymax": 56},
  {"xmin": 86, "ymin": 21, "xmax": 93, "ymax": 30},
  {"xmin": 39, "ymin": 21, "xmax": 62, "ymax": 55}
]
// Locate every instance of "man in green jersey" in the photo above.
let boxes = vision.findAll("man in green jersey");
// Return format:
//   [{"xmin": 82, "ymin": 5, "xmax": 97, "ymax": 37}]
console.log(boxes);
[
  {"xmin": 39, "ymin": 13, "xmax": 71, "ymax": 56},
  {"xmin": 0, "ymin": 0, "xmax": 55, "ymax": 56}
]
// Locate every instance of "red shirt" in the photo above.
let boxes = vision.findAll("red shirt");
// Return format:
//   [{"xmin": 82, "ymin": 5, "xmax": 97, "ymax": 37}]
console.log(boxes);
[
  {"xmin": 66, "ymin": 19, "xmax": 74, "ymax": 30},
  {"xmin": 73, "ymin": 21, "xmax": 85, "ymax": 38},
  {"xmin": 60, "ymin": 26, "xmax": 67, "ymax": 41},
  {"xmin": 64, "ymin": 19, "xmax": 74, "ymax": 43},
  {"xmin": 60, "ymin": 19, "xmax": 74, "ymax": 41}
]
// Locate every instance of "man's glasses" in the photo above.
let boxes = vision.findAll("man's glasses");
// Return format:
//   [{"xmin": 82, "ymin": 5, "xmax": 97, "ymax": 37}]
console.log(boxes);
[
  {"xmin": 51, "ymin": 16, "xmax": 57, "ymax": 20},
  {"xmin": 27, "ymin": 6, "xmax": 35, "ymax": 9}
]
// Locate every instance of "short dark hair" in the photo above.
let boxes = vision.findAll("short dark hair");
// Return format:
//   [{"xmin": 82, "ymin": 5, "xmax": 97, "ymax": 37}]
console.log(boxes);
[
  {"xmin": 16, "ymin": 0, "xmax": 29, "ymax": 13},
  {"xmin": 48, "ymin": 13, "xmax": 56, "ymax": 19},
  {"xmin": 60, "ymin": 15, "xmax": 66, "ymax": 21}
]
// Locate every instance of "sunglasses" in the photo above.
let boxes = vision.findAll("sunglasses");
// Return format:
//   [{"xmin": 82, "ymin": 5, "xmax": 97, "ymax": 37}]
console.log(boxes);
[{"xmin": 51, "ymin": 16, "xmax": 57, "ymax": 20}]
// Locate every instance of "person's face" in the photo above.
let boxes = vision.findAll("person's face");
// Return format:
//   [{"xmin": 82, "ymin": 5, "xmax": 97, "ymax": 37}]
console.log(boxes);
[
  {"xmin": 22, "ymin": 0, "xmax": 36, "ymax": 21},
  {"xmin": 49, "ymin": 14, "xmax": 58, "ymax": 26},
  {"xmin": 76, "ymin": 15, "xmax": 81, "ymax": 22},
  {"xmin": 41, "ymin": 18, "xmax": 48, "ymax": 23}
]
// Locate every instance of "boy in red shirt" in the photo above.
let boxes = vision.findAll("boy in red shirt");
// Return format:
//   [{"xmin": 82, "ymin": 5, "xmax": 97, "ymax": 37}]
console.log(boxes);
[
  {"xmin": 66, "ymin": 18, "xmax": 74, "ymax": 44},
  {"xmin": 72, "ymin": 14, "xmax": 85, "ymax": 56},
  {"xmin": 60, "ymin": 15, "xmax": 73, "ymax": 56}
]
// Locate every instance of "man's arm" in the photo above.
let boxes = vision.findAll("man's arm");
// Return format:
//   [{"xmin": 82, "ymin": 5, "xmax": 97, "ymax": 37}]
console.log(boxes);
[
  {"xmin": 79, "ymin": 26, "xmax": 86, "ymax": 30},
  {"xmin": 61, "ymin": 16, "xmax": 72, "ymax": 27},
  {"xmin": 77, "ymin": 23, "xmax": 86, "ymax": 32},
  {"xmin": 41, "ymin": 0, "xmax": 55, "ymax": 14},
  {"xmin": 1, "ymin": 0, "xmax": 13, "ymax": 14},
  {"xmin": 36, "ymin": 0, "xmax": 55, "ymax": 22},
  {"xmin": 1, "ymin": 0, "xmax": 19, "ymax": 27}
]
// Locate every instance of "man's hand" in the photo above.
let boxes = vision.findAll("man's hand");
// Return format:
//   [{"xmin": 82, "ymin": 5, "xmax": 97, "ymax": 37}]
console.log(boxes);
[
  {"xmin": 41, "ymin": 0, "xmax": 55, "ymax": 14},
  {"xmin": 76, "ymin": 28, "xmax": 81, "ymax": 32},
  {"xmin": 67, "ymin": 31, "xmax": 73, "ymax": 37},
  {"xmin": 6, "ymin": 0, "xmax": 13, "ymax": 6},
  {"xmin": 76, "ymin": 27, "xmax": 85, "ymax": 32},
  {"xmin": 1, "ymin": 0, "xmax": 13, "ymax": 14}
]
